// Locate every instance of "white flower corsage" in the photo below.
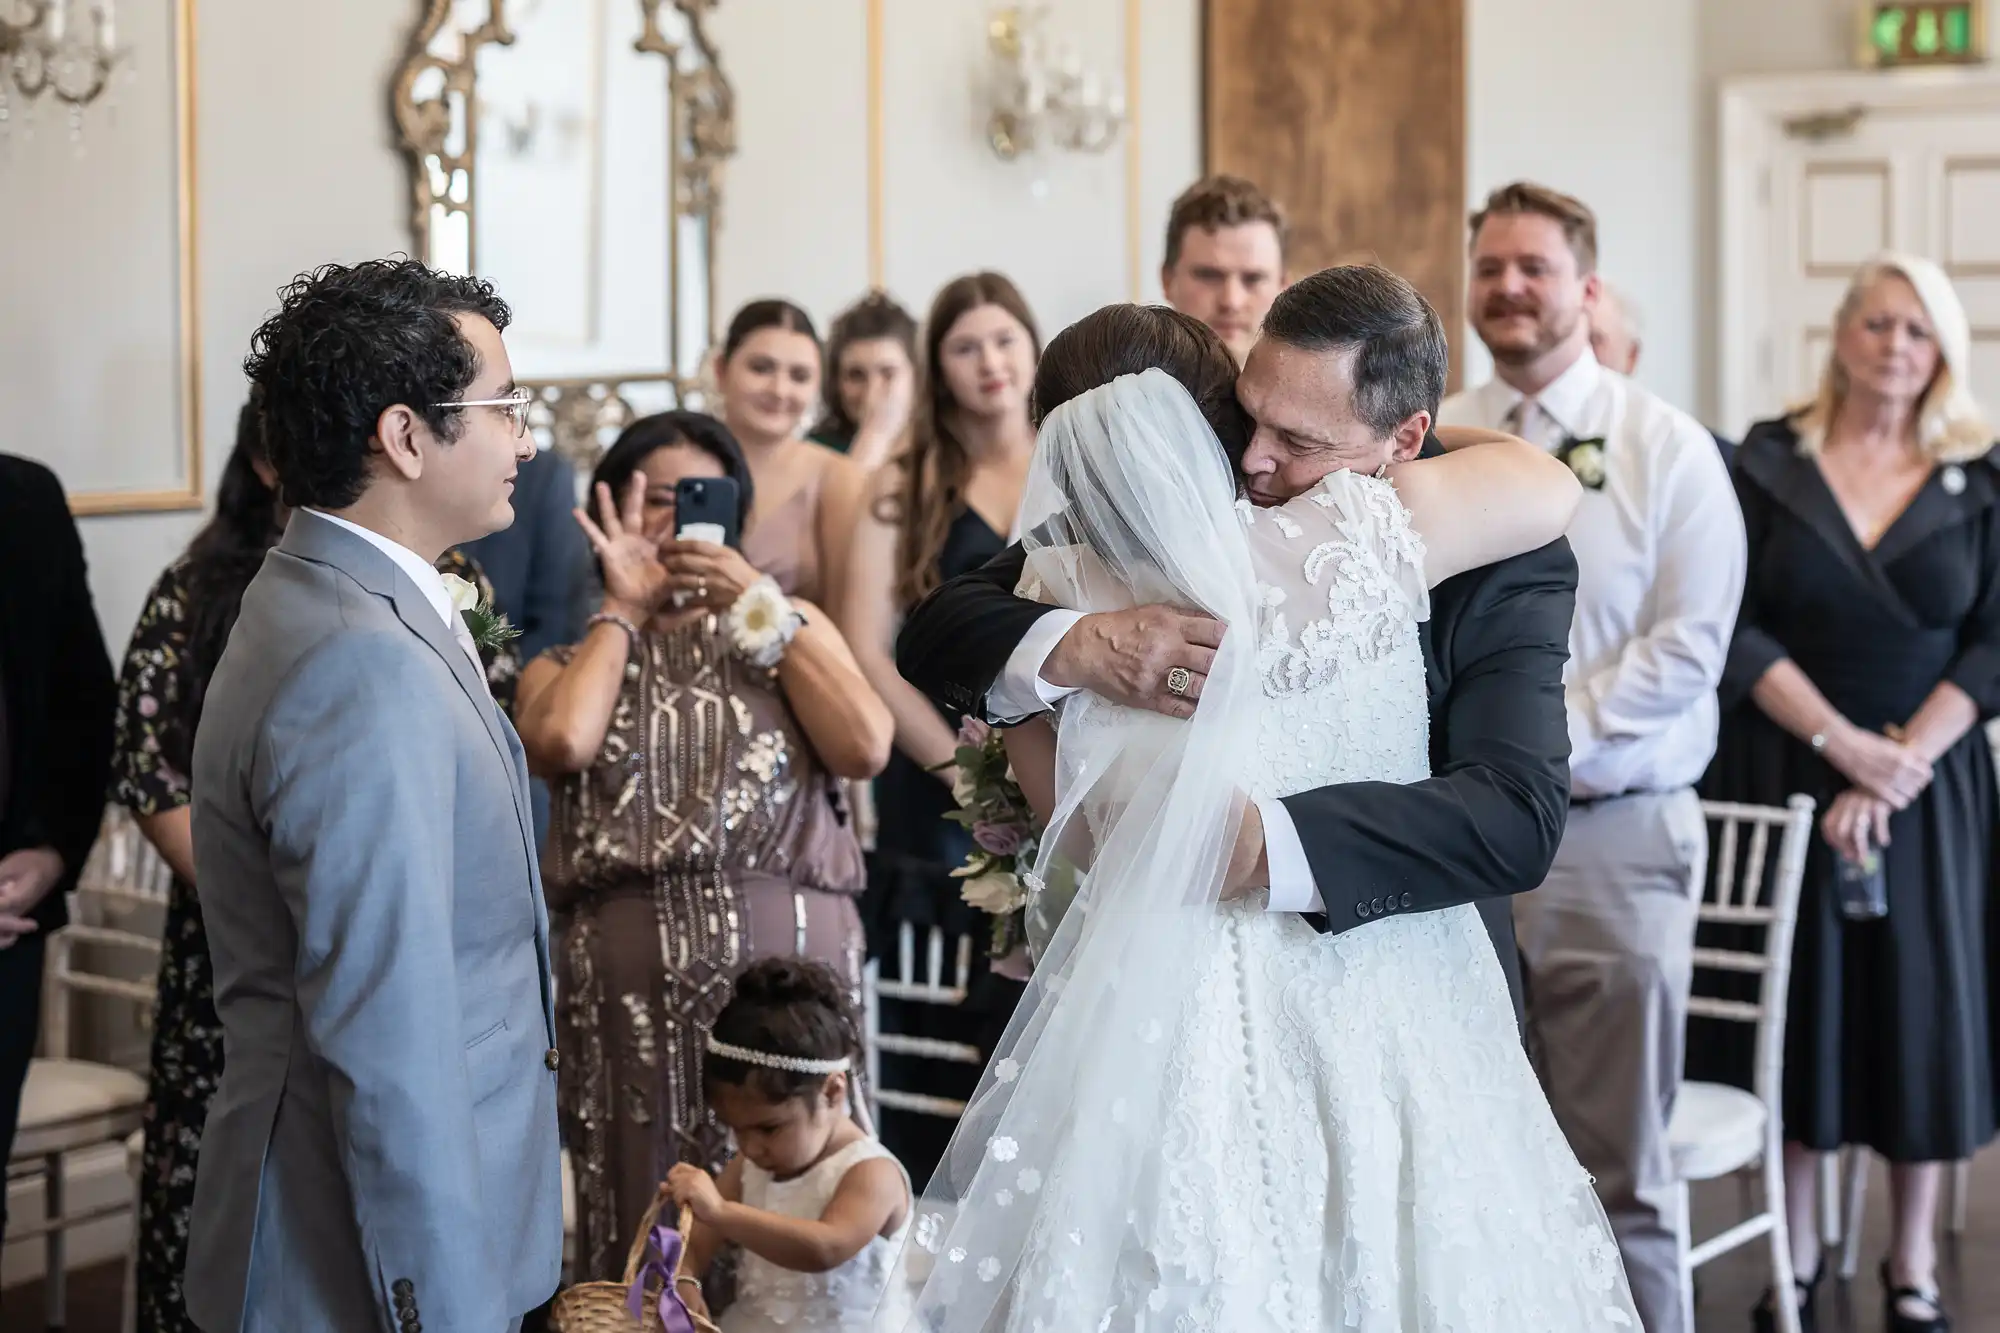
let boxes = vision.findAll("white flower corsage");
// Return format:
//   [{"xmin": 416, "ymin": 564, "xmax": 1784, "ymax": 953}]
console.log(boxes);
[
  {"xmin": 727, "ymin": 576, "xmax": 803, "ymax": 668},
  {"xmin": 441, "ymin": 571, "xmax": 518, "ymax": 652}
]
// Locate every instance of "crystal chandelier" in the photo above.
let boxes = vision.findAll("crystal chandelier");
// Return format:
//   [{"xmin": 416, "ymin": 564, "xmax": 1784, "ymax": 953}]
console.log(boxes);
[
  {"xmin": 1, "ymin": 0, "xmax": 120, "ymax": 129},
  {"xmin": 984, "ymin": 4, "xmax": 1125, "ymax": 161}
]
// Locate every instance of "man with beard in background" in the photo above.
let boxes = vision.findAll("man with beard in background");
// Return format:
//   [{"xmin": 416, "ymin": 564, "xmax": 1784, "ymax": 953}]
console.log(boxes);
[{"xmin": 1438, "ymin": 182, "xmax": 1744, "ymax": 1333}]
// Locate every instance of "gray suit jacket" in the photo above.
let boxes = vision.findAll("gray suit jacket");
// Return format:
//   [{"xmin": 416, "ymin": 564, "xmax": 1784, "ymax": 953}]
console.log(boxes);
[{"xmin": 187, "ymin": 510, "xmax": 562, "ymax": 1333}]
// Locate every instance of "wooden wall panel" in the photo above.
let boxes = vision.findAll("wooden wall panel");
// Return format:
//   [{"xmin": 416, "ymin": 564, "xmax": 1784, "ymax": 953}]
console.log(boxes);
[{"xmin": 1205, "ymin": 0, "xmax": 1465, "ymax": 386}]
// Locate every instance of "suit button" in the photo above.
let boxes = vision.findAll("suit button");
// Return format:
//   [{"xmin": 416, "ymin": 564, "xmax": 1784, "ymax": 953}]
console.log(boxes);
[
  {"xmin": 1400, "ymin": 891, "xmax": 1413, "ymax": 908},
  {"xmin": 1355, "ymin": 901, "xmax": 1370, "ymax": 919},
  {"xmin": 392, "ymin": 1279, "xmax": 414, "ymax": 1299},
  {"xmin": 545, "ymin": 1048, "xmax": 561, "ymax": 1071},
  {"xmin": 1371, "ymin": 897, "xmax": 1385, "ymax": 914}
]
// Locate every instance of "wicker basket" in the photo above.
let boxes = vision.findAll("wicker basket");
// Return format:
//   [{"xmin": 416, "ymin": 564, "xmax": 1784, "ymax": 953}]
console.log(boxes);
[{"xmin": 550, "ymin": 1196, "xmax": 721, "ymax": 1333}]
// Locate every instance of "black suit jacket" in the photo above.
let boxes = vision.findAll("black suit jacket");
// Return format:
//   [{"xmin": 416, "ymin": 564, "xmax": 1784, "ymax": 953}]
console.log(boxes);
[
  {"xmin": 0, "ymin": 455, "xmax": 117, "ymax": 931},
  {"xmin": 895, "ymin": 488, "xmax": 1579, "ymax": 1010}
]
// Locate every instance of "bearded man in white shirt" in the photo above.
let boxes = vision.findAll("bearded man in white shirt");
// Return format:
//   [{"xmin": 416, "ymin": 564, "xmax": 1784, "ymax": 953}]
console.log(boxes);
[{"xmin": 1438, "ymin": 182, "xmax": 1745, "ymax": 1333}]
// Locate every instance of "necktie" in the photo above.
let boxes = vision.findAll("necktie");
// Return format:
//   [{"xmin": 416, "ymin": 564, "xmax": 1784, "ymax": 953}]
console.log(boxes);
[{"xmin": 1504, "ymin": 398, "xmax": 1556, "ymax": 451}]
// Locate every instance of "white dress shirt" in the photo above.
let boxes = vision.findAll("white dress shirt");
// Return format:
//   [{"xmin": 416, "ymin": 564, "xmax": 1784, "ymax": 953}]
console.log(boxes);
[
  {"xmin": 1437, "ymin": 349, "xmax": 1746, "ymax": 799},
  {"xmin": 308, "ymin": 509, "xmax": 457, "ymax": 628}
]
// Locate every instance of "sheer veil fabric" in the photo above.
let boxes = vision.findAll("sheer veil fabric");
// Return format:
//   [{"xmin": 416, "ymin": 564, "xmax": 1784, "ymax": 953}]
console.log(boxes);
[{"xmin": 886, "ymin": 369, "xmax": 1265, "ymax": 1330}]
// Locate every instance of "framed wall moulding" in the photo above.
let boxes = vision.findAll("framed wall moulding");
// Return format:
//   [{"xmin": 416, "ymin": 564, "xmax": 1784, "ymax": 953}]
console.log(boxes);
[
  {"xmin": 392, "ymin": 0, "xmax": 736, "ymax": 472},
  {"xmin": 4, "ymin": 0, "xmax": 205, "ymax": 516}
]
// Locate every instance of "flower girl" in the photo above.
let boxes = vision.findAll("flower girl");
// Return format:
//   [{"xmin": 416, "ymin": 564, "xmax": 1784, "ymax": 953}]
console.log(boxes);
[{"xmin": 665, "ymin": 960, "xmax": 912, "ymax": 1332}]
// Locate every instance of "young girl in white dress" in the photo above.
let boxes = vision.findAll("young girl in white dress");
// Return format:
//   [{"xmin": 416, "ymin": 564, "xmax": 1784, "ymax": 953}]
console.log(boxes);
[
  {"xmin": 664, "ymin": 960, "xmax": 912, "ymax": 1332},
  {"xmin": 893, "ymin": 304, "xmax": 1643, "ymax": 1331}
]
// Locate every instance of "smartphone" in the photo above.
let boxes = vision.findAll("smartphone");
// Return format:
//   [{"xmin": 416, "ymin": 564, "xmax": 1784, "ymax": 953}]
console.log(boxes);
[{"xmin": 674, "ymin": 476, "xmax": 741, "ymax": 548}]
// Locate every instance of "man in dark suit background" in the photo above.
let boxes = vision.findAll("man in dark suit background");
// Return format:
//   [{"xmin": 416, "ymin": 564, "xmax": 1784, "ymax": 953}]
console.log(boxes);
[
  {"xmin": 462, "ymin": 442, "xmax": 592, "ymax": 847},
  {"xmin": 896, "ymin": 266, "xmax": 1580, "ymax": 1013},
  {"xmin": 0, "ymin": 454, "xmax": 117, "ymax": 1247}
]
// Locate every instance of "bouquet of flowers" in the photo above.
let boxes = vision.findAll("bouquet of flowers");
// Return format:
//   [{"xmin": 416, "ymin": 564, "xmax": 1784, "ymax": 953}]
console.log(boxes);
[{"xmin": 941, "ymin": 717, "xmax": 1040, "ymax": 961}]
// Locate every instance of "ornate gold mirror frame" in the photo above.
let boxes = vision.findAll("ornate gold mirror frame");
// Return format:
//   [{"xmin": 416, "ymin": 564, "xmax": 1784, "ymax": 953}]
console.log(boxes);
[{"xmin": 391, "ymin": 0, "xmax": 735, "ymax": 470}]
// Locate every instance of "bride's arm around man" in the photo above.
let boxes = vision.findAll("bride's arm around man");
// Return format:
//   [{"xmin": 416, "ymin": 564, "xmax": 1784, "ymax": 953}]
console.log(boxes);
[
  {"xmin": 898, "ymin": 265, "xmax": 1580, "ymax": 995},
  {"xmin": 185, "ymin": 262, "xmax": 563, "ymax": 1333}
]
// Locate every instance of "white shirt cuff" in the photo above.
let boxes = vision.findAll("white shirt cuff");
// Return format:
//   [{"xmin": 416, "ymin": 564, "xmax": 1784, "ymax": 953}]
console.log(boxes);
[
  {"xmin": 1257, "ymin": 797, "xmax": 1322, "ymax": 914},
  {"xmin": 985, "ymin": 609, "xmax": 1086, "ymax": 724}
]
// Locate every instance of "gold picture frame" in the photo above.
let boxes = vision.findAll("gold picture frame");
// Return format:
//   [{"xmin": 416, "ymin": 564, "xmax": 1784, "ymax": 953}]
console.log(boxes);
[
  {"xmin": 67, "ymin": 0, "xmax": 204, "ymax": 516},
  {"xmin": 391, "ymin": 0, "xmax": 735, "ymax": 470}
]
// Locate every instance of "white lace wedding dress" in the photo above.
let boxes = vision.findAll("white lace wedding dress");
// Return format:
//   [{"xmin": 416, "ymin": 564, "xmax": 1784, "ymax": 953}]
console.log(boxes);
[
  {"xmin": 890, "ymin": 371, "xmax": 1637, "ymax": 1332},
  {"xmin": 1106, "ymin": 474, "xmax": 1635, "ymax": 1329}
]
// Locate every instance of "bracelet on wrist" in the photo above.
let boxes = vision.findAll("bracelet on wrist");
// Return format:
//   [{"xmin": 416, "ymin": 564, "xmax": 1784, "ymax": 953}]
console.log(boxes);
[{"xmin": 588, "ymin": 610, "xmax": 641, "ymax": 646}]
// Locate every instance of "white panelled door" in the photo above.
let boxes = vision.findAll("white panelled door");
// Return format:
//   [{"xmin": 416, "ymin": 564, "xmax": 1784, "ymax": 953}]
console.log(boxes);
[{"xmin": 1720, "ymin": 69, "xmax": 2000, "ymax": 437}]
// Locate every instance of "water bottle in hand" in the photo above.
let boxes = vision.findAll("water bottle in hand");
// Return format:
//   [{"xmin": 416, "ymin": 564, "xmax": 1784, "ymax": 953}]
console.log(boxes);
[{"xmin": 1835, "ymin": 846, "xmax": 1887, "ymax": 920}]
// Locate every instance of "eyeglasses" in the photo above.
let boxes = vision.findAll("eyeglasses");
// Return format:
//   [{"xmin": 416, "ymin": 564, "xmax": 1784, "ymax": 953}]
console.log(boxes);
[{"xmin": 431, "ymin": 387, "xmax": 534, "ymax": 439}]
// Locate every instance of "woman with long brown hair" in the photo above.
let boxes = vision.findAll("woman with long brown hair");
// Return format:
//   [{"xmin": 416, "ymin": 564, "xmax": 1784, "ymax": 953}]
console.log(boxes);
[{"xmin": 842, "ymin": 272, "xmax": 1040, "ymax": 1183}]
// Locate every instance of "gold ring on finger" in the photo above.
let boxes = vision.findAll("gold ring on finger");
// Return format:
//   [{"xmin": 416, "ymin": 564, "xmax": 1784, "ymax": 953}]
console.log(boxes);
[{"xmin": 1166, "ymin": 666, "xmax": 1193, "ymax": 698}]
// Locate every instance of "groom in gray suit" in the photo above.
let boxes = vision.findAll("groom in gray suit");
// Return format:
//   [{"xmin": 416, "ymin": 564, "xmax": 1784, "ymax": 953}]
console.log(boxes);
[{"xmin": 188, "ymin": 260, "xmax": 560, "ymax": 1332}]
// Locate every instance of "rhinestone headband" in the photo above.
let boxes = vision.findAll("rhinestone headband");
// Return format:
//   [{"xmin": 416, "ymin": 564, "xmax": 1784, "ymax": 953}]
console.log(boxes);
[{"xmin": 705, "ymin": 1035, "xmax": 852, "ymax": 1075}]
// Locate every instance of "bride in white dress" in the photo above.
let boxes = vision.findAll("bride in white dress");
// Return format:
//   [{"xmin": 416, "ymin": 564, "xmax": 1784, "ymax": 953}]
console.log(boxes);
[{"xmin": 888, "ymin": 313, "xmax": 1640, "ymax": 1331}]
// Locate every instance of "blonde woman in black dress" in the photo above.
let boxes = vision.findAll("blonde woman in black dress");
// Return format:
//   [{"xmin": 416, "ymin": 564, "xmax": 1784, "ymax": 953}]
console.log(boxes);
[{"xmin": 1697, "ymin": 254, "xmax": 1996, "ymax": 1333}]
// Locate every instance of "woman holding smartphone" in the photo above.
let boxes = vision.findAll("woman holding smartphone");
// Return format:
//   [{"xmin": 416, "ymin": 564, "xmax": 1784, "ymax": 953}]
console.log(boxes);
[{"xmin": 514, "ymin": 410, "xmax": 893, "ymax": 1284}]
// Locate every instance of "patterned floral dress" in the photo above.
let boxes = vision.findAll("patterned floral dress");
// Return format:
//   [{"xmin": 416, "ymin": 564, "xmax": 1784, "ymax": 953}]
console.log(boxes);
[
  {"xmin": 112, "ymin": 548, "xmax": 514, "ymax": 1333},
  {"xmin": 541, "ymin": 612, "xmax": 867, "ymax": 1282}
]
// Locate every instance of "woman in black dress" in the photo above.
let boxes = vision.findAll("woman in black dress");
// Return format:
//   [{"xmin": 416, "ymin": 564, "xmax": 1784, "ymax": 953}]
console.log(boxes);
[
  {"xmin": 1695, "ymin": 255, "xmax": 1996, "ymax": 1333},
  {"xmin": 111, "ymin": 401, "xmax": 517, "ymax": 1331},
  {"xmin": 843, "ymin": 272, "xmax": 1040, "ymax": 1184}
]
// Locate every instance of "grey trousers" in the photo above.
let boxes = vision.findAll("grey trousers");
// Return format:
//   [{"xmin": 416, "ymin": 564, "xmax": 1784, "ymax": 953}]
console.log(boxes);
[{"xmin": 1514, "ymin": 788, "xmax": 1705, "ymax": 1333}]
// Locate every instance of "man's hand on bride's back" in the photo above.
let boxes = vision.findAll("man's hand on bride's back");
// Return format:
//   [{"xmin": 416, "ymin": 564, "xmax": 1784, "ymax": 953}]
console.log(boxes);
[{"xmin": 1042, "ymin": 606, "xmax": 1224, "ymax": 720}]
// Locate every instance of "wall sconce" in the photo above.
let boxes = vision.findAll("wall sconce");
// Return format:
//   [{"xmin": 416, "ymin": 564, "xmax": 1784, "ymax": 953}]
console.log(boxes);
[{"xmin": 985, "ymin": 4, "xmax": 1124, "ymax": 160}]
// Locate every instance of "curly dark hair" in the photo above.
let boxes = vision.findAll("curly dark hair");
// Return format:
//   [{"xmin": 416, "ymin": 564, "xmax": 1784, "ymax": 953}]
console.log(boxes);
[
  {"xmin": 704, "ymin": 958, "xmax": 862, "ymax": 1104},
  {"xmin": 181, "ymin": 391, "xmax": 284, "ymax": 723},
  {"xmin": 243, "ymin": 258, "xmax": 513, "ymax": 510}
]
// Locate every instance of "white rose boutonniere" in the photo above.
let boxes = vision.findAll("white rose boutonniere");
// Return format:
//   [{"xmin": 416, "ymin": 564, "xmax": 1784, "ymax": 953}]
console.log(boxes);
[
  {"xmin": 441, "ymin": 571, "xmax": 519, "ymax": 652},
  {"xmin": 727, "ymin": 576, "xmax": 804, "ymax": 668},
  {"xmin": 1555, "ymin": 436, "xmax": 1608, "ymax": 490}
]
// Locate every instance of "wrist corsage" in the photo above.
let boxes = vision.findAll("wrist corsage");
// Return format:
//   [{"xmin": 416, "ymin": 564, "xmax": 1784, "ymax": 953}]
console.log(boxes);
[{"xmin": 727, "ymin": 577, "xmax": 804, "ymax": 667}]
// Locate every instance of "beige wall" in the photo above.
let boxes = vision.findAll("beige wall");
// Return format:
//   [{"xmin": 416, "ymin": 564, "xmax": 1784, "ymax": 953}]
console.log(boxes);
[{"xmin": 5, "ymin": 0, "xmax": 1951, "ymax": 644}]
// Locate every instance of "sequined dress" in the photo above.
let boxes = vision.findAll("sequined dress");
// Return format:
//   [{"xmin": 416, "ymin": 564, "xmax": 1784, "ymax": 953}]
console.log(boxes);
[{"xmin": 542, "ymin": 614, "xmax": 867, "ymax": 1281}]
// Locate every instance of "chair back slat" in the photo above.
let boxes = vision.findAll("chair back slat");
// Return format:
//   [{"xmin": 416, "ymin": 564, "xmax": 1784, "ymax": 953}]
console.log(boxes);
[
  {"xmin": 43, "ymin": 807, "xmax": 170, "ymax": 1060},
  {"xmin": 1691, "ymin": 946, "xmax": 1770, "ymax": 976},
  {"xmin": 1689, "ymin": 995, "xmax": 1764, "ymax": 1024},
  {"xmin": 865, "ymin": 924, "xmax": 985, "ymax": 1127},
  {"xmin": 1694, "ymin": 795, "xmax": 1815, "ymax": 1117},
  {"xmin": 1713, "ymin": 817, "xmax": 1740, "ymax": 908}
]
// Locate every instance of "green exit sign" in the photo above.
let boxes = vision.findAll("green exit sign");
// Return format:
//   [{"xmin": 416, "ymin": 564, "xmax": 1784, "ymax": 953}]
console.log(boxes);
[{"xmin": 1863, "ymin": 2, "xmax": 1986, "ymax": 65}]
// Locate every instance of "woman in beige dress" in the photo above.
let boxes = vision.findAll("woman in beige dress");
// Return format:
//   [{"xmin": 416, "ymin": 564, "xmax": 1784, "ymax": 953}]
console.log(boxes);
[
  {"xmin": 515, "ymin": 410, "xmax": 892, "ymax": 1281},
  {"xmin": 715, "ymin": 299, "xmax": 868, "ymax": 616}
]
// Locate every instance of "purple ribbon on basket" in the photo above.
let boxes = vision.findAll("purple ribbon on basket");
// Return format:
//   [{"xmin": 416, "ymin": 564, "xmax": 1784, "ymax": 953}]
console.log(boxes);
[{"xmin": 625, "ymin": 1220, "xmax": 699, "ymax": 1332}]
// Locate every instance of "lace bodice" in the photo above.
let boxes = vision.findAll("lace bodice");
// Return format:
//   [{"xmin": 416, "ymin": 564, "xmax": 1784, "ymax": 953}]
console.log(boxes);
[
  {"xmin": 723, "ymin": 1136, "xmax": 912, "ymax": 1333},
  {"xmin": 1236, "ymin": 470, "xmax": 1432, "ymax": 800}
]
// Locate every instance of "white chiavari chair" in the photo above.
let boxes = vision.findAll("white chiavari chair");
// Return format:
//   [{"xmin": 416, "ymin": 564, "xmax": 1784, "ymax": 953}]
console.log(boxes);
[
  {"xmin": 6, "ymin": 808, "xmax": 167, "ymax": 1332},
  {"xmin": 1671, "ymin": 795, "xmax": 1815, "ymax": 1333}
]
